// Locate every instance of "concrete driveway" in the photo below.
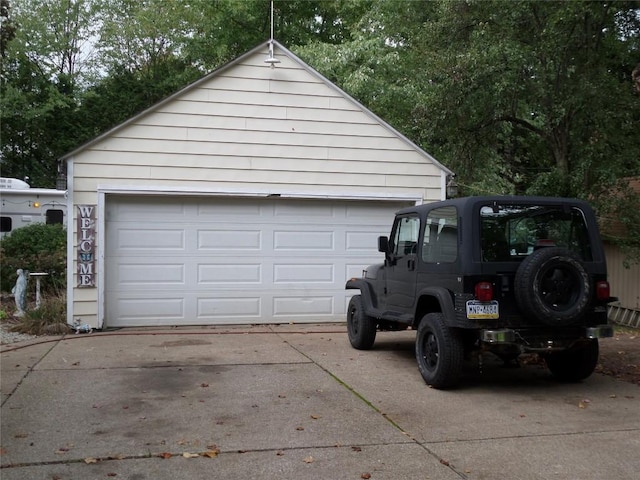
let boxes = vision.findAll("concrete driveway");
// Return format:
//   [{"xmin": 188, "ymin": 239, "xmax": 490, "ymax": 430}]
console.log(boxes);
[{"xmin": 1, "ymin": 324, "xmax": 639, "ymax": 480}]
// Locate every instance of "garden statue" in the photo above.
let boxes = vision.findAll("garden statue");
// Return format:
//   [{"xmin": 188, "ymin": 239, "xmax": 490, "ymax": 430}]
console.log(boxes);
[{"xmin": 12, "ymin": 269, "xmax": 29, "ymax": 317}]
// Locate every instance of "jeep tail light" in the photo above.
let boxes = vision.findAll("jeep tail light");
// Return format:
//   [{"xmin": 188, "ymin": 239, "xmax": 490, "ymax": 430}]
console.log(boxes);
[
  {"xmin": 475, "ymin": 282, "xmax": 493, "ymax": 302},
  {"xmin": 596, "ymin": 281, "xmax": 610, "ymax": 301}
]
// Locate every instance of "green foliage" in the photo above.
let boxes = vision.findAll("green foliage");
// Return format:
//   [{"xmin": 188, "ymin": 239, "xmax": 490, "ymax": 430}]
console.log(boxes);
[{"xmin": 0, "ymin": 223, "xmax": 67, "ymax": 293}]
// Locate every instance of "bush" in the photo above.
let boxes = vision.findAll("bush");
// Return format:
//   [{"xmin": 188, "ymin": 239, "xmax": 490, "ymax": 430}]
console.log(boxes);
[{"xmin": 0, "ymin": 223, "xmax": 67, "ymax": 293}]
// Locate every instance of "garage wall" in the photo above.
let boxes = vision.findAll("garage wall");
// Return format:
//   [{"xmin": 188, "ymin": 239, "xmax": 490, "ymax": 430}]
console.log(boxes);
[
  {"xmin": 63, "ymin": 40, "xmax": 451, "ymax": 327},
  {"xmin": 70, "ymin": 42, "xmax": 445, "ymax": 201}
]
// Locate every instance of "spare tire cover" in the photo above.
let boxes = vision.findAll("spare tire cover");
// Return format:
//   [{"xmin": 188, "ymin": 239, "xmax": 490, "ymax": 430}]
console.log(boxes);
[{"xmin": 514, "ymin": 247, "xmax": 591, "ymax": 326}]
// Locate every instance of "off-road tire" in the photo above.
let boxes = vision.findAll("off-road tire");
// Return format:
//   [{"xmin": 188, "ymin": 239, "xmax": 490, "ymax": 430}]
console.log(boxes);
[
  {"xmin": 347, "ymin": 295, "xmax": 377, "ymax": 350},
  {"xmin": 545, "ymin": 339, "xmax": 599, "ymax": 382},
  {"xmin": 415, "ymin": 313, "xmax": 464, "ymax": 389},
  {"xmin": 515, "ymin": 247, "xmax": 591, "ymax": 327}
]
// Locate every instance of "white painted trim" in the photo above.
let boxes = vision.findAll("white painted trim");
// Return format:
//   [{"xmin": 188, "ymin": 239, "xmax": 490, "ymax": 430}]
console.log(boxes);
[
  {"xmin": 66, "ymin": 160, "xmax": 74, "ymax": 326},
  {"xmin": 440, "ymin": 171, "xmax": 447, "ymax": 201},
  {"xmin": 97, "ymin": 191, "xmax": 106, "ymax": 329},
  {"xmin": 96, "ymin": 184, "xmax": 423, "ymax": 204}
]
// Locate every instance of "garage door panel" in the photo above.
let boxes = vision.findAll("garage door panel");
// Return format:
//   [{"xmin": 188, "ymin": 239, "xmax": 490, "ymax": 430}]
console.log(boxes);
[
  {"xmin": 197, "ymin": 296, "xmax": 262, "ymax": 319},
  {"xmin": 273, "ymin": 230, "xmax": 334, "ymax": 250},
  {"xmin": 117, "ymin": 263, "xmax": 186, "ymax": 286},
  {"xmin": 197, "ymin": 199, "xmax": 262, "ymax": 217},
  {"xmin": 273, "ymin": 296, "xmax": 334, "ymax": 317},
  {"xmin": 273, "ymin": 264, "xmax": 334, "ymax": 284},
  {"xmin": 346, "ymin": 231, "xmax": 385, "ymax": 251},
  {"xmin": 274, "ymin": 202, "xmax": 336, "ymax": 218},
  {"xmin": 198, "ymin": 264, "xmax": 262, "ymax": 284},
  {"xmin": 111, "ymin": 228, "xmax": 186, "ymax": 251},
  {"xmin": 116, "ymin": 297, "xmax": 185, "ymax": 320},
  {"xmin": 106, "ymin": 195, "xmax": 410, "ymax": 326},
  {"xmin": 197, "ymin": 230, "xmax": 262, "ymax": 250},
  {"xmin": 346, "ymin": 263, "xmax": 373, "ymax": 280},
  {"xmin": 111, "ymin": 199, "xmax": 186, "ymax": 216}
]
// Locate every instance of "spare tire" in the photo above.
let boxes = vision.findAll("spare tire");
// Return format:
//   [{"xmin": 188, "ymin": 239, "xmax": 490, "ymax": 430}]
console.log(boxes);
[{"xmin": 514, "ymin": 247, "xmax": 591, "ymax": 326}]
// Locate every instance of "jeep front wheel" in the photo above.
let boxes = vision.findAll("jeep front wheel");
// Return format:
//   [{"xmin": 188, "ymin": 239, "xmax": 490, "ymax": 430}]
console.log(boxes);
[
  {"xmin": 347, "ymin": 295, "xmax": 377, "ymax": 350},
  {"xmin": 545, "ymin": 339, "xmax": 599, "ymax": 382},
  {"xmin": 415, "ymin": 313, "xmax": 464, "ymax": 389}
]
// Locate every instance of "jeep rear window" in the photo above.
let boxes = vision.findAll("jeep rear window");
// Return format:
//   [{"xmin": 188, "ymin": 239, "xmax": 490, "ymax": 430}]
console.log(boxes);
[{"xmin": 480, "ymin": 204, "xmax": 592, "ymax": 261}]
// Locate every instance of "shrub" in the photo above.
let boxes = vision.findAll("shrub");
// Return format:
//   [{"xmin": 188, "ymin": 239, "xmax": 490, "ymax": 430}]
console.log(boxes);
[
  {"xmin": 9, "ymin": 290, "xmax": 69, "ymax": 335},
  {"xmin": 0, "ymin": 223, "xmax": 66, "ymax": 293}
]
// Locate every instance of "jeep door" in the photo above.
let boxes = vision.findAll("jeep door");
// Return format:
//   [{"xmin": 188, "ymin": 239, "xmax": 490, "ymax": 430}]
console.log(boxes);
[
  {"xmin": 384, "ymin": 215, "xmax": 420, "ymax": 312},
  {"xmin": 418, "ymin": 206, "xmax": 460, "ymax": 292}
]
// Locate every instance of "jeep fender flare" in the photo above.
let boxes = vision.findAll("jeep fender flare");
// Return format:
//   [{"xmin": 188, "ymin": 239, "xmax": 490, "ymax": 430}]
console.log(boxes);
[
  {"xmin": 346, "ymin": 278, "xmax": 378, "ymax": 315},
  {"xmin": 414, "ymin": 287, "xmax": 456, "ymax": 328}
]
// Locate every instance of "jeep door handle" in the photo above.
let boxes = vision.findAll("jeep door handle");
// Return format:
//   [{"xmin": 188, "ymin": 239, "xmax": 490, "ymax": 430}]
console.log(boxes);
[{"xmin": 407, "ymin": 258, "xmax": 416, "ymax": 271}]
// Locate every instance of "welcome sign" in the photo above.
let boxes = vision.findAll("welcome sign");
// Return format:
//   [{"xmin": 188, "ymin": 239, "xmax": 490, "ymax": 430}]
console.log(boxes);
[{"xmin": 77, "ymin": 205, "xmax": 96, "ymax": 287}]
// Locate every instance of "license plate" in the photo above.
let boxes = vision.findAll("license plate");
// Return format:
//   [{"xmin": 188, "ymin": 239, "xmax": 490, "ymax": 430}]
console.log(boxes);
[{"xmin": 466, "ymin": 300, "xmax": 499, "ymax": 319}]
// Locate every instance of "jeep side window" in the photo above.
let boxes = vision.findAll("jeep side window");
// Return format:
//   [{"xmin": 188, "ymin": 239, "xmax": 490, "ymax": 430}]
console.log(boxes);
[
  {"xmin": 422, "ymin": 206, "xmax": 458, "ymax": 263},
  {"xmin": 391, "ymin": 216, "xmax": 419, "ymax": 256}
]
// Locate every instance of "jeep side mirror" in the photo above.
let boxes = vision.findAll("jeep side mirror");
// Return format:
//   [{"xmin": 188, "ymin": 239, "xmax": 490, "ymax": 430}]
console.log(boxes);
[{"xmin": 378, "ymin": 236, "xmax": 389, "ymax": 253}]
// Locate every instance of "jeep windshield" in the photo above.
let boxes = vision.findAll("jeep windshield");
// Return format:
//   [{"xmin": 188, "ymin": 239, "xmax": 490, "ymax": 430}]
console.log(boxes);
[{"xmin": 480, "ymin": 203, "xmax": 593, "ymax": 262}]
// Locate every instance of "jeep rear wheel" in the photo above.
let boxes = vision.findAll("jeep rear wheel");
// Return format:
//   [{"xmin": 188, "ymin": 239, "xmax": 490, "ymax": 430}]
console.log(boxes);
[
  {"xmin": 415, "ymin": 313, "xmax": 464, "ymax": 389},
  {"xmin": 347, "ymin": 295, "xmax": 377, "ymax": 350},
  {"xmin": 515, "ymin": 247, "xmax": 591, "ymax": 327},
  {"xmin": 545, "ymin": 339, "xmax": 599, "ymax": 382}
]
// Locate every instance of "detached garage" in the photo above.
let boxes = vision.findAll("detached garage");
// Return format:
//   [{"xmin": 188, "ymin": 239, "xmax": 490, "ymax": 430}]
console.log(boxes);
[{"xmin": 62, "ymin": 40, "xmax": 452, "ymax": 329}]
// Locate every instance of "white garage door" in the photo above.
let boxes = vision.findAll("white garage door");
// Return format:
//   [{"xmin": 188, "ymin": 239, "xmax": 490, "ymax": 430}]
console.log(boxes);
[{"xmin": 105, "ymin": 195, "xmax": 411, "ymax": 327}]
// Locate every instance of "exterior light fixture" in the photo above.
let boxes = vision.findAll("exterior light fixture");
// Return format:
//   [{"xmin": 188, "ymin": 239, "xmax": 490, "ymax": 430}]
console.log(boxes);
[{"xmin": 446, "ymin": 175, "xmax": 459, "ymax": 199}]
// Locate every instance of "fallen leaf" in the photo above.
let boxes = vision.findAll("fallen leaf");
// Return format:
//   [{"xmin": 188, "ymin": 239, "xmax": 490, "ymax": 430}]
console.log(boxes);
[
  {"xmin": 159, "ymin": 452, "xmax": 172, "ymax": 459},
  {"xmin": 310, "ymin": 414, "xmax": 321, "ymax": 420},
  {"xmin": 84, "ymin": 457, "xmax": 98, "ymax": 464},
  {"xmin": 296, "ymin": 426, "xmax": 304, "ymax": 431},
  {"xmin": 303, "ymin": 456, "xmax": 315, "ymax": 463},
  {"xmin": 207, "ymin": 444, "xmax": 219, "ymax": 450},
  {"xmin": 14, "ymin": 432, "xmax": 29, "ymax": 438},
  {"xmin": 183, "ymin": 452, "xmax": 200, "ymax": 458},
  {"xmin": 201, "ymin": 383, "xmax": 209, "ymax": 388},
  {"xmin": 276, "ymin": 450, "xmax": 285, "ymax": 456},
  {"xmin": 203, "ymin": 447, "xmax": 220, "ymax": 458},
  {"xmin": 107, "ymin": 473, "xmax": 117, "ymax": 477},
  {"xmin": 578, "ymin": 401, "xmax": 587, "ymax": 409},
  {"xmin": 440, "ymin": 459, "xmax": 450, "ymax": 466},
  {"xmin": 352, "ymin": 446, "xmax": 362, "ymax": 452},
  {"xmin": 361, "ymin": 474, "xmax": 372, "ymax": 479}
]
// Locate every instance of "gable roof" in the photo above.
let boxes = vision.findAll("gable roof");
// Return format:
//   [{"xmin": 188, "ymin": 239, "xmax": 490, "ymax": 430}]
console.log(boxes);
[{"xmin": 61, "ymin": 40, "xmax": 450, "ymax": 175}]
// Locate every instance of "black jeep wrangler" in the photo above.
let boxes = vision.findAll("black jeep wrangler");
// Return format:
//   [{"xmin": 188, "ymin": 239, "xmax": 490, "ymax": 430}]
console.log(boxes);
[{"xmin": 346, "ymin": 196, "xmax": 614, "ymax": 389}]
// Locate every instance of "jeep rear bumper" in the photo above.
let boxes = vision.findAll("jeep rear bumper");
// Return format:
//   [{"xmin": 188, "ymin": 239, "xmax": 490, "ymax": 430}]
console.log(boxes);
[{"xmin": 480, "ymin": 324, "xmax": 614, "ymax": 349}]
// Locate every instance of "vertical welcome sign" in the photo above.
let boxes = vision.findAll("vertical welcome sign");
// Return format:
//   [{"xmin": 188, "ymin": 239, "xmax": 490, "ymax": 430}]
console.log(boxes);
[{"xmin": 77, "ymin": 205, "xmax": 96, "ymax": 287}]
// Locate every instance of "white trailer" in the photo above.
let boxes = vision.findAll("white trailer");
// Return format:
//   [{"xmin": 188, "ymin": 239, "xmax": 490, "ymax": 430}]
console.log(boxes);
[{"xmin": 0, "ymin": 178, "xmax": 67, "ymax": 238}]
